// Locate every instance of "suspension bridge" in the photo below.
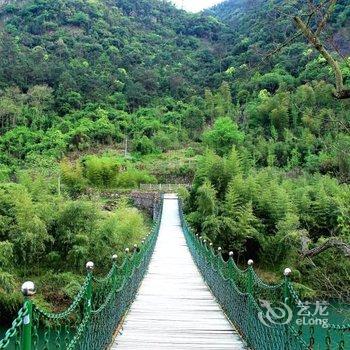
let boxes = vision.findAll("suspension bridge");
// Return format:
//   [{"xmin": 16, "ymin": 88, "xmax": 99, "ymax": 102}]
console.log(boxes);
[
  {"xmin": 0, "ymin": 195, "xmax": 348, "ymax": 350},
  {"xmin": 113, "ymin": 194, "xmax": 244, "ymax": 349}
]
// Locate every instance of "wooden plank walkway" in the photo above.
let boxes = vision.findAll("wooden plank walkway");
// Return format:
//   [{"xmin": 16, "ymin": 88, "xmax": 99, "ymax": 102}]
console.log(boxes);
[{"xmin": 112, "ymin": 194, "xmax": 246, "ymax": 350}]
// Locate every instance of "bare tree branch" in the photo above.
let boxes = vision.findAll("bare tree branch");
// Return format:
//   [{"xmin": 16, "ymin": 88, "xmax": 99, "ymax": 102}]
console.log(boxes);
[
  {"xmin": 294, "ymin": 15, "xmax": 350, "ymax": 99},
  {"xmin": 315, "ymin": 0, "xmax": 337, "ymax": 36},
  {"xmin": 301, "ymin": 236, "xmax": 350, "ymax": 258}
]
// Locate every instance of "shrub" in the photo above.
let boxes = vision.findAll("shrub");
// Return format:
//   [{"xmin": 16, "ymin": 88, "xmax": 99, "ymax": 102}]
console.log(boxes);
[
  {"xmin": 54, "ymin": 200, "xmax": 100, "ymax": 268},
  {"xmin": 60, "ymin": 160, "xmax": 87, "ymax": 196},
  {"xmin": 82, "ymin": 155, "xmax": 120, "ymax": 188},
  {"xmin": 0, "ymin": 165, "xmax": 11, "ymax": 182},
  {"xmin": 115, "ymin": 168, "xmax": 156, "ymax": 188},
  {"xmin": 0, "ymin": 241, "xmax": 14, "ymax": 269},
  {"xmin": 96, "ymin": 199, "xmax": 148, "ymax": 263},
  {"xmin": 202, "ymin": 117, "xmax": 245, "ymax": 156},
  {"xmin": 0, "ymin": 183, "xmax": 51, "ymax": 266},
  {"xmin": 133, "ymin": 136, "xmax": 157, "ymax": 155}
]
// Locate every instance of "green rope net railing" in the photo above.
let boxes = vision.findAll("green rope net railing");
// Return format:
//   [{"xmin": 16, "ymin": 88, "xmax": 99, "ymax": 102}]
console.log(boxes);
[
  {"xmin": 0, "ymin": 305, "xmax": 27, "ymax": 349},
  {"xmin": 0, "ymin": 199, "xmax": 163, "ymax": 350},
  {"xmin": 178, "ymin": 200, "xmax": 349, "ymax": 350}
]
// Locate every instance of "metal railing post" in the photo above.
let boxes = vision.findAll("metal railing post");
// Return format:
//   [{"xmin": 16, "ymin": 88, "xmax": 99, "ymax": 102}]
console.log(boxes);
[
  {"xmin": 125, "ymin": 248, "xmax": 130, "ymax": 275},
  {"xmin": 283, "ymin": 268, "xmax": 292, "ymax": 350},
  {"xmin": 85, "ymin": 261, "xmax": 94, "ymax": 316},
  {"xmin": 283, "ymin": 268, "xmax": 292, "ymax": 306},
  {"xmin": 247, "ymin": 259, "xmax": 254, "ymax": 295},
  {"xmin": 246, "ymin": 259, "xmax": 254, "ymax": 349},
  {"xmin": 217, "ymin": 247, "xmax": 222, "ymax": 272},
  {"xmin": 21, "ymin": 281, "xmax": 36, "ymax": 350},
  {"xmin": 112, "ymin": 254, "xmax": 118, "ymax": 289}
]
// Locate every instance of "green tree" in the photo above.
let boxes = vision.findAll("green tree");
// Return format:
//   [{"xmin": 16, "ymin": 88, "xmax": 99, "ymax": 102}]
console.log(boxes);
[
  {"xmin": 197, "ymin": 180, "xmax": 217, "ymax": 217},
  {"xmin": 203, "ymin": 117, "xmax": 244, "ymax": 156}
]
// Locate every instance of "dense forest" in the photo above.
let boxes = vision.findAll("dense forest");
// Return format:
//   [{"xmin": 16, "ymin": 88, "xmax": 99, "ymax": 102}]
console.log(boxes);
[{"xmin": 0, "ymin": 0, "xmax": 349, "ymax": 321}]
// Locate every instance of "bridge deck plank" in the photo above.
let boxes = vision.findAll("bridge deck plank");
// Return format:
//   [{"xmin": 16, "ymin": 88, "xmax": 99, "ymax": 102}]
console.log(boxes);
[{"xmin": 111, "ymin": 194, "xmax": 246, "ymax": 349}]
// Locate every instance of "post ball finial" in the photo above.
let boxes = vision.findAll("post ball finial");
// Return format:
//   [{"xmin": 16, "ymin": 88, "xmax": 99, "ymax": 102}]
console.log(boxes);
[
  {"xmin": 86, "ymin": 261, "xmax": 94, "ymax": 271},
  {"xmin": 21, "ymin": 281, "xmax": 36, "ymax": 297},
  {"xmin": 209, "ymin": 242, "xmax": 213, "ymax": 247},
  {"xmin": 229, "ymin": 251, "xmax": 234, "ymax": 258},
  {"xmin": 218, "ymin": 247, "xmax": 222, "ymax": 252},
  {"xmin": 284, "ymin": 268, "xmax": 292, "ymax": 277},
  {"xmin": 248, "ymin": 259, "xmax": 254, "ymax": 266},
  {"xmin": 112, "ymin": 254, "xmax": 118, "ymax": 261},
  {"xmin": 203, "ymin": 239, "xmax": 207, "ymax": 244},
  {"xmin": 125, "ymin": 247, "xmax": 130, "ymax": 254}
]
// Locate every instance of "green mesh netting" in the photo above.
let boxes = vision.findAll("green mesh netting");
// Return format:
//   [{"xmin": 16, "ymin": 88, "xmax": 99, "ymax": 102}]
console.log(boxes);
[
  {"xmin": 178, "ymin": 200, "xmax": 349, "ymax": 350},
  {"xmin": 1, "ymin": 197, "xmax": 348, "ymax": 350},
  {"xmin": 0, "ymin": 200, "xmax": 162, "ymax": 350}
]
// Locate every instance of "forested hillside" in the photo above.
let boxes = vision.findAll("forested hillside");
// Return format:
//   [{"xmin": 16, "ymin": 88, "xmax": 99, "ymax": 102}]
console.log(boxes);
[
  {"xmin": 0, "ymin": 0, "xmax": 224, "ymax": 107},
  {"xmin": 0, "ymin": 0, "xmax": 349, "ymax": 321},
  {"xmin": 184, "ymin": 0, "xmax": 350, "ymax": 300},
  {"xmin": 0, "ymin": 0, "xmax": 226, "ymax": 168}
]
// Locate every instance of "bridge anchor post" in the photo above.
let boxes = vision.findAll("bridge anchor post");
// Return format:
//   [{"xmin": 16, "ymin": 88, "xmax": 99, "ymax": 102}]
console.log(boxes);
[{"xmin": 21, "ymin": 281, "xmax": 36, "ymax": 350}]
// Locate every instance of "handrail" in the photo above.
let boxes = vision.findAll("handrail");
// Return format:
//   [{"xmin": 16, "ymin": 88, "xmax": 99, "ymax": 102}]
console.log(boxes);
[
  {"xmin": 178, "ymin": 199, "xmax": 349, "ymax": 350},
  {"xmin": 2, "ymin": 197, "xmax": 347, "ymax": 350},
  {"xmin": 0, "ymin": 198, "xmax": 163, "ymax": 350}
]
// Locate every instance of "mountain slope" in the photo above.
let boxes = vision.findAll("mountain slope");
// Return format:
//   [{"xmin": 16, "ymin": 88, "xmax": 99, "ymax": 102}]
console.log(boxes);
[
  {"xmin": 0, "ymin": 0, "xmax": 224, "ymax": 110},
  {"xmin": 206, "ymin": 0, "xmax": 350, "ymax": 67}
]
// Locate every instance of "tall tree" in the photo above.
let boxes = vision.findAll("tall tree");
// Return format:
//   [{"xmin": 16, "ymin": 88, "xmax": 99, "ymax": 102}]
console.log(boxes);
[{"xmin": 293, "ymin": 0, "xmax": 350, "ymax": 99}]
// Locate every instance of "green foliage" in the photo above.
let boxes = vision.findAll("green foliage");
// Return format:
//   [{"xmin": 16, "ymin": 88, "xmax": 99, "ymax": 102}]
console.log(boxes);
[
  {"xmin": 187, "ymin": 149, "xmax": 350, "ymax": 298},
  {"xmin": 96, "ymin": 199, "xmax": 147, "ymax": 263},
  {"xmin": 0, "ymin": 0, "xmax": 228, "ymax": 113},
  {"xmin": 0, "ymin": 165, "xmax": 10, "ymax": 182},
  {"xmin": 60, "ymin": 155, "xmax": 156, "ymax": 191},
  {"xmin": 0, "ymin": 0, "xmax": 348, "ymax": 313},
  {"xmin": 194, "ymin": 148, "xmax": 243, "ymax": 197},
  {"xmin": 133, "ymin": 136, "xmax": 157, "ymax": 155},
  {"xmin": 0, "ymin": 183, "xmax": 52, "ymax": 266},
  {"xmin": 0, "ymin": 157, "xmax": 151, "ymax": 316},
  {"xmin": 0, "ymin": 0, "xmax": 347, "ymax": 185},
  {"xmin": 177, "ymin": 186, "xmax": 190, "ymax": 202},
  {"xmin": 54, "ymin": 200, "xmax": 100, "ymax": 269},
  {"xmin": 83, "ymin": 156, "xmax": 120, "ymax": 188},
  {"xmin": 60, "ymin": 159, "xmax": 87, "ymax": 196},
  {"xmin": 0, "ymin": 242, "xmax": 13, "ymax": 269},
  {"xmin": 33, "ymin": 272, "xmax": 83, "ymax": 307},
  {"xmin": 115, "ymin": 168, "xmax": 156, "ymax": 188},
  {"xmin": 197, "ymin": 180, "xmax": 217, "ymax": 217},
  {"xmin": 203, "ymin": 117, "xmax": 244, "ymax": 156}
]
